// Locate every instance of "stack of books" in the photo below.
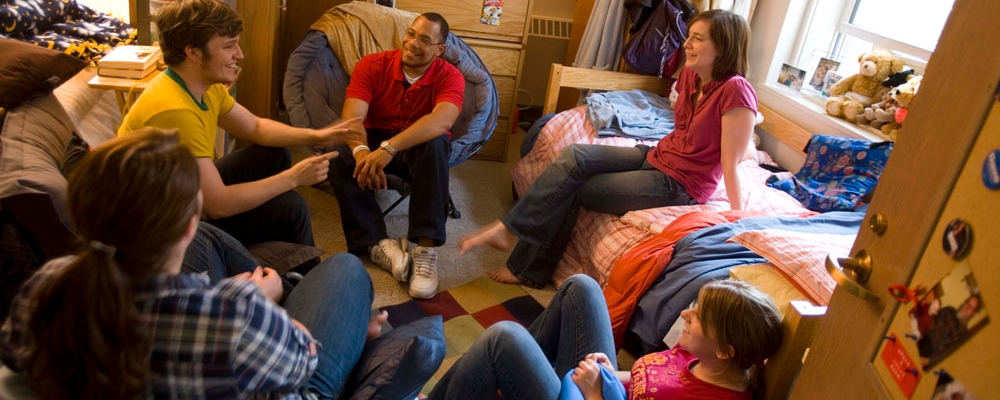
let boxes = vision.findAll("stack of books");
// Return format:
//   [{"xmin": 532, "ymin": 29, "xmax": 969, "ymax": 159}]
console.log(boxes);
[{"xmin": 97, "ymin": 45, "xmax": 163, "ymax": 79}]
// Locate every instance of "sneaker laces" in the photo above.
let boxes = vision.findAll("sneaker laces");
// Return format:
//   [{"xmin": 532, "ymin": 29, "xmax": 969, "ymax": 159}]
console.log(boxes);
[
  {"xmin": 371, "ymin": 240, "xmax": 403, "ymax": 269},
  {"xmin": 371, "ymin": 242, "xmax": 392, "ymax": 267},
  {"xmin": 412, "ymin": 248, "xmax": 437, "ymax": 278}
]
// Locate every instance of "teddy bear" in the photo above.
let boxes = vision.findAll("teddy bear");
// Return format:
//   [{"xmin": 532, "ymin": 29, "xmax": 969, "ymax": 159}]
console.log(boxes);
[
  {"xmin": 857, "ymin": 69, "xmax": 915, "ymax": 129},
  {"xmin": 825, "ymin": 51, "xmax": 904, "ymax": 122},
  {"xmin": 881, "ymin": 74, "xmax": 922, "ymax": 140}
]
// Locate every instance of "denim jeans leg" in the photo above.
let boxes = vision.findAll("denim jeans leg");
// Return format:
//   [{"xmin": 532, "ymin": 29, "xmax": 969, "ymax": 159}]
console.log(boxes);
[
  {"xmin": 427, "ymin": 321, "xmax": 560, "ymax": 400},
  {"xmin": 208, "ymin": 190, "xmax": 315, "ymax": 246},
  {"xmin": 211, "ymin": 145, "xmax": 316, "ymax": 246},
  {"xmin": 528, "ymin": 275, "xmax": 617, "ymax": 376},
  {"xmin": 402, "ymin": 135, "xmax": 449, "ymax": 246},
  {"xmin": 283, "ymin": 253, "xmax": 372, "ymax": 398},
  {"xmin": 576, "ymin": 161, "xmax": 696, "ymax": 214},
  {"xmin": 505, "ymin": 204, "xmax": 577, "ymax": 289},
  {"xmin": 215, "ymin": 145, "xmax": 292, "ymax": 181},
  {"xmin": 502, "ymin": 144, "xmax": 647, "ymax": 245},
  {"xmin": 181, "ymin": 222, "xmax": 258, "ymax": 282},
  {"xmin": 328, "ymin": 143, "xmax": 388, "ymax": 255}
]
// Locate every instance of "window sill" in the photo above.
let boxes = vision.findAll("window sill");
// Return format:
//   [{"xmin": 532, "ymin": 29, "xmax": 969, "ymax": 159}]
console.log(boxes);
[{"xmin": 756, "ymin": 82, "xmax": 891, "ymax": 143}]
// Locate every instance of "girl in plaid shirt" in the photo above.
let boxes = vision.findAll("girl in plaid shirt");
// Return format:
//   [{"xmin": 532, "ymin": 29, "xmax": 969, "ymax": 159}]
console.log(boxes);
[{"xmin": 1, "ymin": 129, "xmax": 382, "ymax": 399}]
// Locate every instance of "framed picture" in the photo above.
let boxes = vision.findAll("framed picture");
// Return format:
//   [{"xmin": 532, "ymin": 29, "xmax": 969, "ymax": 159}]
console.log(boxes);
[
  {"xmin": 777, "ymin": 63, "xmax": 806, "ymax": 91},
  {"xmin": 810, "ymin": 57, "xmax": 841, "ymax": 90},
  {"xmin": 821, "ymin": 70, "xmax": 844, "ymax": 96}
]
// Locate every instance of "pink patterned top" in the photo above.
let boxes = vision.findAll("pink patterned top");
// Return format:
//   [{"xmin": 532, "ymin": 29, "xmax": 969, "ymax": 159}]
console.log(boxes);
[{"xmin": 628, "ymin": 347, "xmax": 751, "ymax": 400}]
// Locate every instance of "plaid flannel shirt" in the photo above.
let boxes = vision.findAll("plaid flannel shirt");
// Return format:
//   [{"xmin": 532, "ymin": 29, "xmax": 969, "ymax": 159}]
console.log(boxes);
[{"xmin": 1, "ymin": 256, "xmax": 319, "ymax": 399}]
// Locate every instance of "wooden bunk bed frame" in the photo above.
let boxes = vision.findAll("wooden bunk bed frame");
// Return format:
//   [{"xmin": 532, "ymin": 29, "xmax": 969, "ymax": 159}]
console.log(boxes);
[{"xmin": 541, "ymin": 63, "xmax": 820, "ymax": 399}]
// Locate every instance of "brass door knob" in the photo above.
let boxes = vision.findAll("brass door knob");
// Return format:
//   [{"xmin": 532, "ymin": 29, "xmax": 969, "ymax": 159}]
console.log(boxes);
[{"xmin": 826, "ymin": 250, "xmax": 879, "ymax": 302}]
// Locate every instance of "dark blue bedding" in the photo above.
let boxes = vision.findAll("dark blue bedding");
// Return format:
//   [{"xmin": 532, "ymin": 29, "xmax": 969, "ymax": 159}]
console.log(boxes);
[
  {"xmin": 1, "ymin": 0, "xmax": 134, "ymax": 60},
  {"xmin": 625, "ymin": 211, "xmax": 865, "ymax": 354}
]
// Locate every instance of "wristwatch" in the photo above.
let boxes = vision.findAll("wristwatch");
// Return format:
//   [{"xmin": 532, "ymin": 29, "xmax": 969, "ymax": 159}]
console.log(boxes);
[{"xmin": 379, "ymin": 140, "xmax": 398, "ymax": 157}]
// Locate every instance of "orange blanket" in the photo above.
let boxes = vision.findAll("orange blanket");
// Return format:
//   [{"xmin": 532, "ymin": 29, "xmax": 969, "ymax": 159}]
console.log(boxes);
[{"xmin": 603, "ymin": 210, "xmax": 762, "ymax": 348}]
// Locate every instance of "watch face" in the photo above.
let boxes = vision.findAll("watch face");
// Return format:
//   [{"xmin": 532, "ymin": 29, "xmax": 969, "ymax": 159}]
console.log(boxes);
[{"xmin": 380, "ymin": 141, "xmax": 396, "ymax": 156}]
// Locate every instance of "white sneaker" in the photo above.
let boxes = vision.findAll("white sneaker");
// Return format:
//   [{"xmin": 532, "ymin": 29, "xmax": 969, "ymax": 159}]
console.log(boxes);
[
  {"xmin": 409, "ymin": 246, "xmax": 439, "ymax": 299},
  {"xmin": 370, "ymin": 238, "xmax": 411, "ymax": 282}
]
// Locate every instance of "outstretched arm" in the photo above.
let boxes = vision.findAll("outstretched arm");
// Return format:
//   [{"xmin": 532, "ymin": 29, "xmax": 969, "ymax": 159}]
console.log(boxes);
[
  {"xmin": 720, "ymin": 107, "xmax": 756, "ymax": 211},
  {"xmin": 219, "ymin": 101, "xmax": 363, "ymax": 148},
  {"xmin": 198, "ymin": 152, "xmax": 335, "ymax": 219}
]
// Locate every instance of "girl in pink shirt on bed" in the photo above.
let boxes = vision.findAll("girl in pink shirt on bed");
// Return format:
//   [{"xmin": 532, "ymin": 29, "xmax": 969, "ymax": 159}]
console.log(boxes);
[{"xmin": 461, "ymin": 10, "xmax": 758, "ymax": 289}]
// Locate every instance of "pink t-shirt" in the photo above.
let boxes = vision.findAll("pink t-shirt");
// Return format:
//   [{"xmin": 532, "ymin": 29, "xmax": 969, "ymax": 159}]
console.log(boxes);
[
  {"xmin": 646, "ymin": 67, "xmax": 757, "ymax": 203},
  {"xmin": 629, "ymin": 347, "xmax": 751, "ymax": 400}
]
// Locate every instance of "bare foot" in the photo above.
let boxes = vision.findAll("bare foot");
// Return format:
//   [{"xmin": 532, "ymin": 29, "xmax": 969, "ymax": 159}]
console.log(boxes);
[
  {"xmin": 368, "ymin": 309, "xmax": 388, "ymax": 340},
  {"xmin": 487, "ymin": 268, "xmax": 520, "ymax": 285},
  {"xmin": 460, "ymin": 220, "xmax": 516, "ymax": 254}
]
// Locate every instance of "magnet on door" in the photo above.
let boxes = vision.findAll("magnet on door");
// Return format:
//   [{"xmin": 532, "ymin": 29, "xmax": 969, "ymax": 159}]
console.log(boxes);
[
  {"xmin": 982, "ymin": 149, "xmax": 1000, "ymax": 190},
  {"xmin": 942, "ymin": 218, "xmax": 972, "ymax": 260}
]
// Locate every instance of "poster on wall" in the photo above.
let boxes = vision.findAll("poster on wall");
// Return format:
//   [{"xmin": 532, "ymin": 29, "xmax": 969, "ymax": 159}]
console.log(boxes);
[
  {"xmin": 908, "ymin": 263, "xmax": 989, "ymax": 370},
  {"xmin": 481, "ymin": 0, "xmax": 503, "ymax": 26}
]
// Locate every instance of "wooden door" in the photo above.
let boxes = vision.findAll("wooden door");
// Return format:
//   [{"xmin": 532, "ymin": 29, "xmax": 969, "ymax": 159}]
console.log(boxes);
[
  {"xmin": 789, "ymin": 1, "xmax": 1000, "ymax": 398},
  {"xmin": 236, "ymin": 0, "xmax": 281, "ymax": 118}
]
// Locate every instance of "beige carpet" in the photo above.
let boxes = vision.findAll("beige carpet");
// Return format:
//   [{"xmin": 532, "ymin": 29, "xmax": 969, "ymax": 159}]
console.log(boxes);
[{"xmin": 292, "ymin": 129, "xmax": 557, "ymax": 309}]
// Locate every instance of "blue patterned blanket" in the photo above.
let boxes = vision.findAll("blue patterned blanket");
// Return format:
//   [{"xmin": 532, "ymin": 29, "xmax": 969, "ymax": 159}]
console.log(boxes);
[{"xmin": 2, "ymin": 0, "xmax": 134, "ymax": 60}]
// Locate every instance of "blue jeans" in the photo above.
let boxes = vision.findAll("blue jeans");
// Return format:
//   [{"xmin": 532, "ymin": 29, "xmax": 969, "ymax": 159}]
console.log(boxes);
[
  {"xmin": 209, "ymin": 145, "xmax": 315, "ymax": 247},
  {"xmin": 284, "ymin": 253, "xmax": 373, "ymax": 398},
  {"xmin": 182, "ymin": 225, "xmax": 375, "ymax": 398},
  {"xmin": 428, "ymin": 275, "xmax": 616, "ymax": 400},
  {"xmin": 181, "ymin": 222, "xmax": 258, "ymax": 282},
  {"xmin": 328, "ymin": 131, "xmax": 450, "ymax": 255},
  {"xmin": 504, "ymin": 144, "xmax": 696, "ymax": 287}
]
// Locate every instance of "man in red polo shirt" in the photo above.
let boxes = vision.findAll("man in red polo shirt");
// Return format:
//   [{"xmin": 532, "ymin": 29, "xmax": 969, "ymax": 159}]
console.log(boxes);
[{"xmin": 328, "ymin": 12, "xmax": 464, "ymax": 299}]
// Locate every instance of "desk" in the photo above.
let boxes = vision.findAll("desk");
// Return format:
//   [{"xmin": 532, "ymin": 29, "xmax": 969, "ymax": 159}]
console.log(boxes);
[{"xmin": 87, "ymin": 71, "xmax": 160, "ymax": 117}]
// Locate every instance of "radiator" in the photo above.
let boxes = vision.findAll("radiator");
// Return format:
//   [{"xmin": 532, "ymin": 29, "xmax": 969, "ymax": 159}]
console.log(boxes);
[{"xmin": 528, "ymin": 16, "xmax": 572, "ymax": 39}]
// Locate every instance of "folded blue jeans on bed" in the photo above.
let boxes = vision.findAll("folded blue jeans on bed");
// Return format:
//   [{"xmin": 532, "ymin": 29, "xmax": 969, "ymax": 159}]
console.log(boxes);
[{"xmin": 585, "ymin": 89, "xmax": 675, "ymax": 140}]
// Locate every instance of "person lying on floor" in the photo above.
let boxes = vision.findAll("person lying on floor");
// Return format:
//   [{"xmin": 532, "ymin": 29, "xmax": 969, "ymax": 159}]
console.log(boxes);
[
  {"xmin": 426, "ymin": 275, "xmax": 782, "ymax": 400},
  {"xmin": 459, "ymin": 10, "xmax": 757, "ymax": 288},
  {"xmin": 0, "ymin": 129, "xmax": 429, "ymax": 399}
]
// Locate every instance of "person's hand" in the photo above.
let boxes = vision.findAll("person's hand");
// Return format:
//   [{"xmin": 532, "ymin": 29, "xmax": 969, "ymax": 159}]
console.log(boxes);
[
  {"xmin": 287, "ymin": 151, "xmax": 337, "ymax": 187},
  {"xmin": 318, "ymin": 116, "xmax": 365, "ymax": 148},
  {"xmin": 353, "ymin": 148, "xmax": 392, "ymax": 190},
  {"xmin": 589, "ymin": 352, "xmax": 615, "ymax": 372},
  {"xmin": 572, "ymin": 355, "xmax": 605, "ymax": 400},
  {"xmin": 368, "ymin": 309, "xmax": 388, "ymax": 340},
  {"xmin": 235, "ymin": 266, "xmax": 283, "ymax": 302}
]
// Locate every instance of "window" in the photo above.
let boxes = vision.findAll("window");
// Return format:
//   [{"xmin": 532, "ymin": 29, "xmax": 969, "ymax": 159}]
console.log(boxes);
[
  {"xmin": 792, "ymin": 0, "xmax": 954, "ymax": 86},
  {"xmin": 748, "ymin": 0, "xmax": 956, "ymax": 167}
]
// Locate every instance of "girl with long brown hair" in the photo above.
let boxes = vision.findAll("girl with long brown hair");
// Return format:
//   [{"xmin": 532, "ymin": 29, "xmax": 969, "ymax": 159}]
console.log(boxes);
[{"xmin": 1, "ymin": 129, "xmax": 389, "ymax": 399}]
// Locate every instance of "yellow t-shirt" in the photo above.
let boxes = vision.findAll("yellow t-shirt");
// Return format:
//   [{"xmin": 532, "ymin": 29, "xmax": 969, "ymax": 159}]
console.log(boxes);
[{"xmin": 118, "ymin": 69, "xmax": 236, "ymax": 159}]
